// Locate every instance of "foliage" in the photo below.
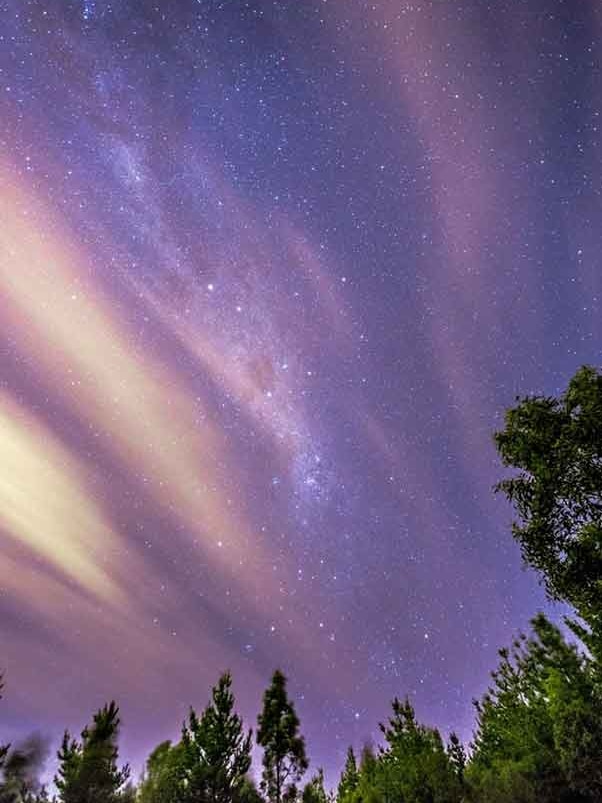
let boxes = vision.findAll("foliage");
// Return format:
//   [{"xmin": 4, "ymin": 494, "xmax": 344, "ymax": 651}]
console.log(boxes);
[
  {"xmin": 377, "ymin": 697, "xmax": 462, "ymax": 803},
  {"xmin": 180, "ymin": 671, "xmax": 253, "ymax": 803},
  {"xmin": 7, "ymin": 365, "xmax": 602, "ymax": 803},
  {"xmin": 336, "ymin": 748, "xmax": 358, "ymax": 803},
  {"xmin": 138, "ymin": 741, "xmax": 185, "ymax": 803},
  {"xmin": 468, "ymin": 613, "xmax": 602, "ymax": 802},
  {"xmin": 494, "ymin": 365, "xmax": 602, "ymax": 638},
  {"xmin": 351, "ymin": 746, "xmax": 382, "ymax": 803},
  {"xmin": 0, "ymin": 735, "xmax": 49, "ymax": 803},
  {"xmin": 54, "ymin": 701, "xmax": 130, "ymax": 803},
  {"xmin": 446, "ymin": 733, "xmax": 465, "ymax": 786},
  {"xmin": 302, "ymin": 769, "xmax": 329, "ymax": 803},
  {"xmin": 237, "ymin": 776, "xmax": 265, "ymax": 803},
  {"xmin": 257, "ymin": 670, "xmax": 308, "ymax": 803}
]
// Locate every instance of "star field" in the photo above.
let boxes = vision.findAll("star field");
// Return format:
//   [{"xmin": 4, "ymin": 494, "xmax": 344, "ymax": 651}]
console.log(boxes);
[{"xmin": 0, "ymin": 0, "xmax": 600, "ymax": 785}]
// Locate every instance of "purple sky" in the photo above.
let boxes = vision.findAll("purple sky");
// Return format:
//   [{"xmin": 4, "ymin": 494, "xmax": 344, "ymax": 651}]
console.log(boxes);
[{"xmin": 0, "ymin": 0, "xmax": 599, "ymax": 787}]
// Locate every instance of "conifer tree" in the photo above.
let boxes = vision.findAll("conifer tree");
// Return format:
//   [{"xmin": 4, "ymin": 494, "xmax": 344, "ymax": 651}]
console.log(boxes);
[
  {"xmin": 357, "ymin": 745, "xmax": 377, "ymax": 779},
  {"xmin": 468, "ymin": 614, "xmax": 602, "ymax": 802},
  {"xmin": 257, "ymin": 670, "xmax": 308, "ymax": 803},
  {"xmin": 336, "ymin": 748, "xmax": 358, "ymax": 803},
  {"xmin": 181, "ymin": 671, "xmax": 252, "ymax": 803},
  {"xmin": 446, "ymin": 733, "xmax": 466, "ymax": 785},
  {"xmin": 55, "ymin": 733, "xmax": 81, "ymax": 803},
  {"xmin": 54, "ymin": 701, "xmax": 130, "ymax": 803},
  {"xmin": 350, "ymin": 746, "xmax": 380, "ymax": 803},
  {"xmin": 378, "ymin": 698, "xmax": 461, "ymax": 803}
]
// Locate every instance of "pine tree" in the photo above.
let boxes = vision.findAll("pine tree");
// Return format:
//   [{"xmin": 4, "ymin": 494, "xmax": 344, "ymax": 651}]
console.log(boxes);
[
  {"xmin": 378, "ymin": 698, "xmax": 462, "ymax": 803},
  {"xmin": 357, "ymin": 745, "xmax": 377, "ymax": 779},
  {"xmin": 351, "ymin": 746, "xmax": 380, "ymax": 803},
  {"xmin": 55, "ymin": 733, "xmax": 81, "ymax": 803},
  {"xmin": 468, "ymin": 613, "xmax": 602, "ymax": 802},
  {"xmin": 54, "ymin": 702, "xmax": 130, "ymax": 803},
  {"xmin": 181, "ymin": 671, "xmax": 252, "ymax": 803},
  {"xmin": 257, "ymin": 670, "xmax": 308, "ymax": 803},
  {"xmin": 336, "ymin": 748, "xmax": 358, "ymax": 803},
  {"xmin": 446, "ymin": 733, "xmax": 466, "ymax": 785}
]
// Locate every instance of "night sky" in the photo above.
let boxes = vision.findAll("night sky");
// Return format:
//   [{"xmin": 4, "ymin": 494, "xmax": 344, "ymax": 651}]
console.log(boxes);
[{"xmin": 0, "ymin": 0, "xmax": 600, "ymax": 786}]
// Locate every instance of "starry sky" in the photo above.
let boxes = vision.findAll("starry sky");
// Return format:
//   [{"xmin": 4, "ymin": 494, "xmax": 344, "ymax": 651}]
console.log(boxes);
[{"xmin": 0, "ymin": 0, "xmax": 600, "ymax": 786}]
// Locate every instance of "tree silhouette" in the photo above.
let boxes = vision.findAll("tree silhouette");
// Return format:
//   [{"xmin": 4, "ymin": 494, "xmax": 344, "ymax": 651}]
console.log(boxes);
[
  {"xmin": 495, "ymin": 365, "xmax": 602, "ymax": 641},
  {"xmin": 257, "ymin": 670, "xmax": 308, "ymax": 803},
  {"xmin": 181, "ymin": 671, "xmax": 252, "ymax": 803},
  {"xmin": 55, "ymin": 701, "xmax": 130, "ymax": 803}
]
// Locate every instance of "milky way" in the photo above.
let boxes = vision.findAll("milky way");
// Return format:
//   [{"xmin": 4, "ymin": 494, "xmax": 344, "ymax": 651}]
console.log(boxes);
[{"xmin": 1, "ymin": 0, "xmax": 600, "ymax": 784}]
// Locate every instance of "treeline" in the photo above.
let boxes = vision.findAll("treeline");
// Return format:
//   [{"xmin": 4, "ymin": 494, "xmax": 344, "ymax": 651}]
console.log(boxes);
[{"xmin": 3, "ymin": 365, "xmax": 602, "ymax": 803}]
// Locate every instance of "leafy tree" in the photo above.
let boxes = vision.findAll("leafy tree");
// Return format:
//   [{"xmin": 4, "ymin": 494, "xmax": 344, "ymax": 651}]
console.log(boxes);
[
  {"xmin": 377, "ymin": 698, "xmax": 462, "ymax": 803},
  {"xmin": 467, "ymin": 613, "xmax": 602, "ymax": 802},
  {"xmin": 181, "ymin": 671, "xmax": 252, "ymax": 803},
  {"xmin": 494, "ymin": 365, "xmax": 602, "ymax": 637},
  {"xmin": 54, "ymin": 701, "xmax": 130, "ymax": 803},
  {"xmin": 257, "ymin": 670, "xmax": 308, "ymax": 803},
  {"xmin": 336, "ymin": 748, "xmax": 358, "ymax": 803}
]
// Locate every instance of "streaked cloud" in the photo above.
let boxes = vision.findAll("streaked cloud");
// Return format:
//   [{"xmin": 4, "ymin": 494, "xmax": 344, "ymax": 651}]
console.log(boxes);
[
  {"xmin": 0, "ymin": 391, "xmax": 125, "ymax": 605},
  {"xmin": 0, "ymin": 166, "xmax": 273, "ymax": 608}
]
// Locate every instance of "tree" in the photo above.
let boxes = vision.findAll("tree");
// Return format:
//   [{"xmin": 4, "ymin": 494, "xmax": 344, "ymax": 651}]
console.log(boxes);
[
  {"xmin": 257, "ymin": 670, "xmax": 308, "ymax": 803},
  {"xmin": 377, "ymin": 698, "xmax": 462, "ymax": 803},
  {"xmin": 336, "ymin": 748, "xmax": 358, "ymax": 803},
  {"xmin": 181, "ymin": 671, "xmax": 252, "ymax": 803},
  {"xmin": 29, "ymin": 787, "xmax": 51, "ymax": 803},
  {"xmin": 238, "ymin": 776, "xmax": 265, "ymax": 803},
  {"xmin": 446, "ymin": 733, "xmax": 466, "ymax": 786},
  {"xmin": 352, "ymin": 746, "xmax": 382, "ymax": 803},
  {"xmin": 55, "ymin": 732, "xmax": 81, "ymax": 803},
  {"xmin": 54, "ymin": 701, "xmax": 130, "ymax": 803},
  {"xmin": 302, "ymin": 769, "xmax": 329, "ymax": 803},
  {"xmin": 0, "ymin": 735, "xmax": 49, "ymax": 803},
  {"xmin": 494, "ymin": 365, "xmax": 602, "ymax": 637},
  {"xmin": 467, "ymin": 613, "xmax": 602, "ymax": 802},
  {"xmin": 138, "ymin": 741, "xmax": 184, "ymax": 803},
  {"xmin": 117, "ymin": 783, "xmax": 136, "ymax": 803}
]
